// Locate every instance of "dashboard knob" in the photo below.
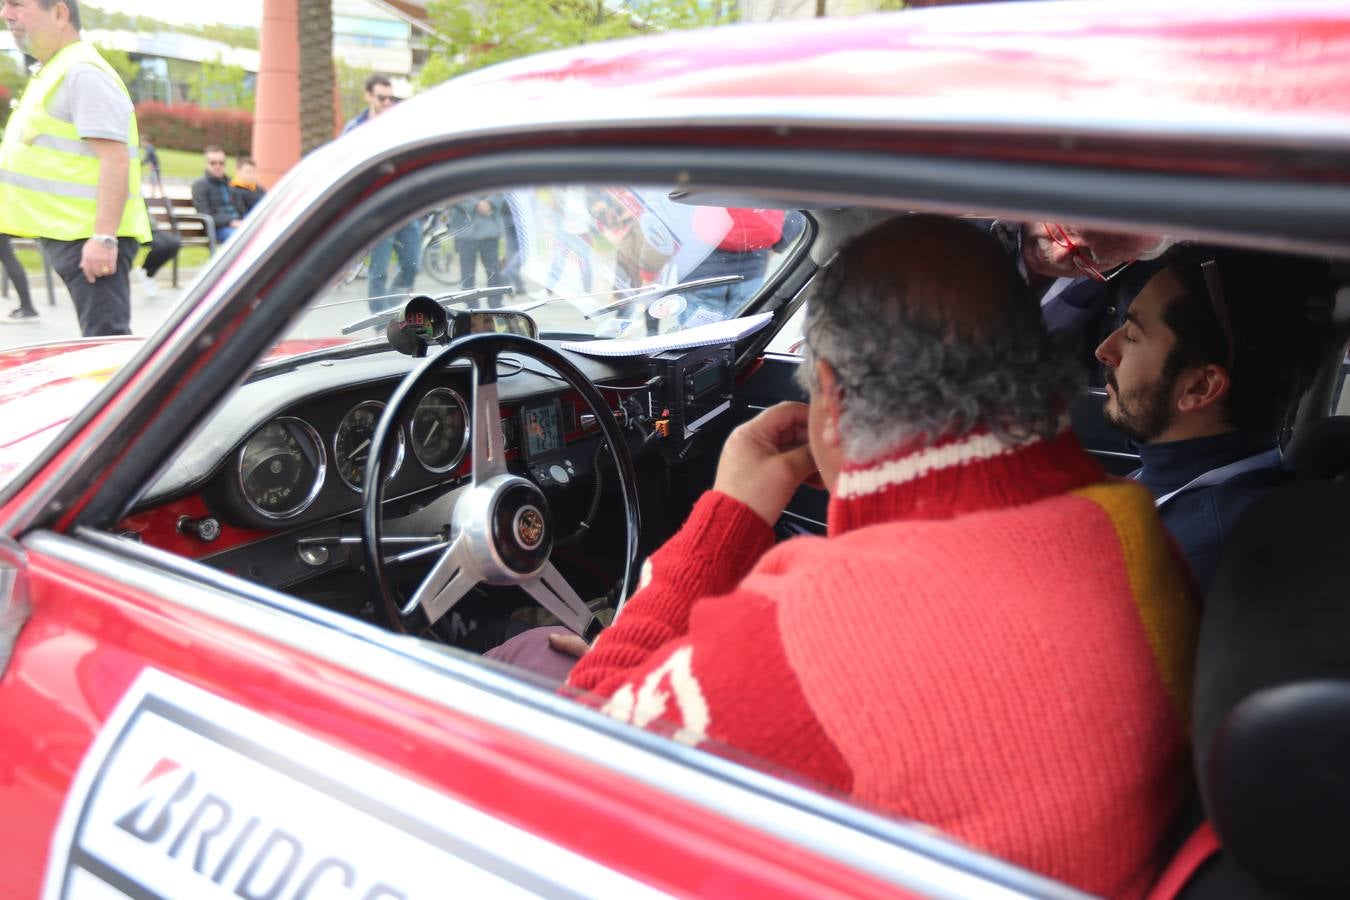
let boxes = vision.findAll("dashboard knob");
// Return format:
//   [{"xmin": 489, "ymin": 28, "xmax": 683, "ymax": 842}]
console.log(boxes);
[{"xmin": 177, "ymin": 515, "xmax": 221, "ymax": 543}]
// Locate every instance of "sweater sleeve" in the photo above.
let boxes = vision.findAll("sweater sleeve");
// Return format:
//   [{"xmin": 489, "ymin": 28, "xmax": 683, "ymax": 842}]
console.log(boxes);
[
  {"xmin": 565, "ymin": 493, "xmax": 853, "ymax": 794},
  {"xmin": 568, "ymin": 491, "xmax": 773, "ymax": 695}
]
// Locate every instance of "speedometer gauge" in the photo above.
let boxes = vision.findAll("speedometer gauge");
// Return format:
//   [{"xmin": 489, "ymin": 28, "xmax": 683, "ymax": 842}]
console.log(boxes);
[
  {"xmin": 334, "ymin": 401, "xmax": 403, "ymax": 491},
  {"xmin": 409, "ymin": 387, "xmax": 468, "ymax": 473},
  {"xmin": 237, "ymin": 417, "xmax": 325, "ymax": 518}
]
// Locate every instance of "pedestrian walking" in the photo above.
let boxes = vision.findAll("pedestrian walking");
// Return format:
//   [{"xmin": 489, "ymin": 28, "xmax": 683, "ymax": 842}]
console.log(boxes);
[
  {"xmin": 0, "ymin": 234, "xmax": 37, "ymax": 321},
  {"xmin": 344, "ymin": 74, "xmax": 420, "ymax": 312}
]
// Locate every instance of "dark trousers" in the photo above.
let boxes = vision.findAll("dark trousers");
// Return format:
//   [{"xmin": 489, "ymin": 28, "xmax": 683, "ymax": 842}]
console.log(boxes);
[
  {"xmin": 369, "ymin": 219, "xmax": 422, "ymax": 312},
  {"xmin": 143, "ymin": 230, "xmax": 181, "ymax": 278},
  {"xmin": 0, "ymin": 234, "xmax": 34, "ymax": 314},
  {"xmin": 457, "ymin": 237, "xmax": 501, "ymax": 291},
  {"xmin": 41, "ymin": 237, "xmax": 138, "ymax": 336}
]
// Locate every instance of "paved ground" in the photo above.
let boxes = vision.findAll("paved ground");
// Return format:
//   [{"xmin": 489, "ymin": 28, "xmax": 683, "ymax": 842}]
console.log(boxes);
[
  {"xmin": 0, "ymin": 266, "xmax": 193, "ymax": 350},
  {"xmin": 0, "ymin": 262, "xmax": 587, "ymax": 353}
]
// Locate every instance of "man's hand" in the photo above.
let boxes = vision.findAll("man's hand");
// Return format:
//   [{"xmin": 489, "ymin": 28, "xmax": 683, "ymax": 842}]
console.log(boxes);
[
  {"xmin": 80, "ymin": 238, "xmax": 118, "ymax": 283},
  {"xmin": 547, "ymin": 632, "xmax": 591, "ymax": 659},
  {"xmin": 713, "ymin": 402, "xmax": 820, "ymax": 527}
]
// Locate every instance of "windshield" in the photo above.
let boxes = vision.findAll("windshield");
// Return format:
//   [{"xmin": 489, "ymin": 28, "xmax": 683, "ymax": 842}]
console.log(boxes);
[{"xmin": 278, "ymin": 185, "xmax": 807, "ymax": 350}]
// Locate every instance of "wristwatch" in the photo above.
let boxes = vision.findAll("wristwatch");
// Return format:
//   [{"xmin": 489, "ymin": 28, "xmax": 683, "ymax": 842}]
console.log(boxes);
[{"xmin": 90, "ymin": 233, "xmax": 118, "ymax": 248}]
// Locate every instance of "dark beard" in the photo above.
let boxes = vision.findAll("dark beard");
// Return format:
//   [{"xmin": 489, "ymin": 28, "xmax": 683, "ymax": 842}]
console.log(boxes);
[{"xmin": 1103, "ymin": 370, "xmax": 1175, "ymax": 443}]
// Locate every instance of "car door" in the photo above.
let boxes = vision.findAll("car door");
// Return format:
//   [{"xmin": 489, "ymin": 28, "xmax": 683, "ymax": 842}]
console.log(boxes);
[{"xmin": 6, "ymin": 527, "xmax": 1031, "ymax": 898}]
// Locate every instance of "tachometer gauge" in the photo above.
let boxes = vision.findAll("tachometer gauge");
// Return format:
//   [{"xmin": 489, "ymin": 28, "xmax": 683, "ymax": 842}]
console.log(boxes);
[
  {"xmin": 409, "ymin": 387, "xmax": 469, "ymax": 473},
  {"xmin": 334, "ymin": 401, "xmax": 403, "ymax": 491},
  {"xmin": 237, "ymin": 417, "xmax": 325, "ymax": 518}
]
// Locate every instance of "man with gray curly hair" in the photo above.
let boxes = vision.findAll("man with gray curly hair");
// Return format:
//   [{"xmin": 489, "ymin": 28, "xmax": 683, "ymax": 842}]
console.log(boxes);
[{"xmin": 563, "ymin": 214, "xmax": 1199, "ymax": 897}]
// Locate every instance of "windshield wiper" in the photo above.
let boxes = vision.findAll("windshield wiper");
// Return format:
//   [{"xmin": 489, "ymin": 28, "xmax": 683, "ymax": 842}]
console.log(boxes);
[
  {"xmin": 339, "ymin": 286, "xmax": 517, "ymax": 335},
  {"xmin": 581, "ymin": 275, "xmax": 744, "ymax": 320}
]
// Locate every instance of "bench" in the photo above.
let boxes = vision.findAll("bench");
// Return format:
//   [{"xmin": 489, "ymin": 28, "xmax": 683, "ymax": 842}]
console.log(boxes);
[
  {"xmin": 147, "ymin": 193, "xmax": 216, "ymax": 287},
  {"xmin": 0, "ymin": 237, "xmax": 57, "ymax": 307},
  {"xmin": 0, "ymin": 191, "xmax": 218, "ymax": 304}
]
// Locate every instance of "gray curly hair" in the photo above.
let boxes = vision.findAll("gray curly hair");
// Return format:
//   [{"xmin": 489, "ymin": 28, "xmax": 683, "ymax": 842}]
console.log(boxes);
[{"xmin": 796, "ymin": 215, "xmax": 1082, "ymax": 462}]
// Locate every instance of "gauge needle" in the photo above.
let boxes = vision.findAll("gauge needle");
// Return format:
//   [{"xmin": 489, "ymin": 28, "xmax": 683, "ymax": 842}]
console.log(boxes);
[
  {"xmin": 349, "ymin": 438, "xmax": 370, "ymax": 460},
  {"xmin": 425, "ymin": 420, "xmax": 440, "ymax": 440}
]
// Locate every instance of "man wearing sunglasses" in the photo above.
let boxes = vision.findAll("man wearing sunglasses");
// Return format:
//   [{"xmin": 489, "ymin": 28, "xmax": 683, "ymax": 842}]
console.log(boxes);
[
  {"xmin": 1095, "ymin": 245, "xmax": 1338, "ymax": 590},
  {"xmin": 343, "ymin": 74, "xmax": 421, "ymax": 312}
]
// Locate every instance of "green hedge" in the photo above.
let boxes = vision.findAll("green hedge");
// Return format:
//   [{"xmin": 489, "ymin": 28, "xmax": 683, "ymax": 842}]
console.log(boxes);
[{"xmin": 135, "ymin": 102, "xmax": 251, "ymax": 157}]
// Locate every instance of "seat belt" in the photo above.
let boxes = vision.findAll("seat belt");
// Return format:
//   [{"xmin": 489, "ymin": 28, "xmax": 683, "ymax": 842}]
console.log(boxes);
[{"xmin": 1135, "ymin": 448, "xmax": 1284, "ymax": 509}]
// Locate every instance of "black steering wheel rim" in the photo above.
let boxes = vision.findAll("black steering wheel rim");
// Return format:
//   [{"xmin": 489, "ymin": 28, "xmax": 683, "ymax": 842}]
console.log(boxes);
[{"xmin": 361, "ymin": 332, "xmax": 641, "ymax": 636}]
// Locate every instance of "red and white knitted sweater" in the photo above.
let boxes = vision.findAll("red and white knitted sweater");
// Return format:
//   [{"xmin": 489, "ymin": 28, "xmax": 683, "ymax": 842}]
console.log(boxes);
[{"xmin": 567, "ymin": 428, "xmax": 1198, "ymax": 898}]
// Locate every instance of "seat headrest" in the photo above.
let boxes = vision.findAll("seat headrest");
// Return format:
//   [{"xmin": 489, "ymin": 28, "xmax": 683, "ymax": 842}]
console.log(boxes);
[
  {"xmin": 1285, "ymin": 415, "xmax": 1350, "ymax": 480},
  {"xmin": 1197, "ymin": 480, "xmax": 1350, "ymax": 897}
]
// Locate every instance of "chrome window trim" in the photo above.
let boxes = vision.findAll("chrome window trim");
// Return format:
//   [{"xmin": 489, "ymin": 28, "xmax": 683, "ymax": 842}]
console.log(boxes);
[
  {"xmin": 0, "ymin": 536, "xmax": 29, "ymax": 677},
  {"xmin": 32, "ymin": 528, "xmax": 1086, "ymax": 900}
]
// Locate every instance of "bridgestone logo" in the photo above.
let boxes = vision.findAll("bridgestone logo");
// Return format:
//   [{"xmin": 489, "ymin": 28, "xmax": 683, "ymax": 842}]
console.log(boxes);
[
  {"xmin": 114, "ymin": 761, "xmax": 407, "ymax": 899},
  {"xmin": 43, "ymin": 669, "xmax": 667, "ymax": 900}
]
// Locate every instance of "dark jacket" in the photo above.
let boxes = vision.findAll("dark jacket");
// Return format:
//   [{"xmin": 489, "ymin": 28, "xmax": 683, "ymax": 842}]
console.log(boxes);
[
  {"xmin": 190, "ymin": 172, "xmax": 241, "ymax": 231},
  {"xmin": 1133, "ymin": 429, "xmax": 1291, "ymax": 593},
  {"xmin": 230, "ymin": 182, "xmax": 265, "ymax": 216}
]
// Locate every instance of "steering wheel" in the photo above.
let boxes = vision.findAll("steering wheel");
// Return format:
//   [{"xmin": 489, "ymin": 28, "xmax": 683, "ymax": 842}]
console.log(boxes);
[{"xmin": 361, "ymin": 333, "xmax": 641, "ymax": 640}]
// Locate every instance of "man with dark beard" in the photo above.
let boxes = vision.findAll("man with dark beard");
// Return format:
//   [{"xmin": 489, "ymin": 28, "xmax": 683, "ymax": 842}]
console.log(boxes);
[{"xmin": 1094, "ymin": 244, "xmax": 1337, "ymax": 590}]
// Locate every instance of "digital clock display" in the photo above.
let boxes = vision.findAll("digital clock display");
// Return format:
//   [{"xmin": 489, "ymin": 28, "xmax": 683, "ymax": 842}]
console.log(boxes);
[{"xmin": 521, "ymin": 400, "xmax": 563, "ymax": 459}]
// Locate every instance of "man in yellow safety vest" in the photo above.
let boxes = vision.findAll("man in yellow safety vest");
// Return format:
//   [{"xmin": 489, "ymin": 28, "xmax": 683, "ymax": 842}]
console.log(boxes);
[{"xmin": 0, "ymin": 0, "xmax": 150, "ymax": 336}]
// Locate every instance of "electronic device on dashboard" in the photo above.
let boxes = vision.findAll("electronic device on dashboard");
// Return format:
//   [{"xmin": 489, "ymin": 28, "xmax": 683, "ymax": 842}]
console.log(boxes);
[
  {"xmin": 520, "ymin": 397, "xmax": 565, "ymax": 461},
  {"xmin": 649, "ymin": 344, "xmax": 735, "ymax": 447}
]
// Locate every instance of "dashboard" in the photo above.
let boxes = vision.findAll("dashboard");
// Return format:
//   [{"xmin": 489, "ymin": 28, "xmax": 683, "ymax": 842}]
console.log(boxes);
[{"xmin": 115, "ymin": 347, "xmax": 653, "ymax": 573}]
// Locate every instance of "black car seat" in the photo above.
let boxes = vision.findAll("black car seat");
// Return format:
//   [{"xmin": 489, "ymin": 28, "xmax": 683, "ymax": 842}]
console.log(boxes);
[
  {"xmin": 1285, "ymin": 415, "xmax": 1350, "ymax": 481},
  {"xmin": 1151, "ymin": 480, "xmax": 1350, "ymax": 899}
]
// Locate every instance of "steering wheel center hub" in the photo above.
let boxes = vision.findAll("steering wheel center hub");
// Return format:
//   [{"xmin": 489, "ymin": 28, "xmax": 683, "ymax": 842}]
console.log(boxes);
[{"xmin": 452, "ymin": 474, "xmax": 552, "ymax": 583}]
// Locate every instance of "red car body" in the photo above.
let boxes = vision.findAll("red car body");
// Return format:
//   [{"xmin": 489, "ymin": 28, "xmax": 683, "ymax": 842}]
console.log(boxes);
[{"xmin": 1, "ymin": 2, "xmax": 1347, "ymax": 897}]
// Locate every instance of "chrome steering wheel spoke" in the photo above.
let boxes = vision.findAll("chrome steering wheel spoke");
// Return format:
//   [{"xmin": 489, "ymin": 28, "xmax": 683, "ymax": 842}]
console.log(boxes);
[
  {"xmin": 469, "ymin": 358, "xmax": 508, "ymax": 484},
  {"xmin": 522, "ymin": 561, "xmax": 597, "ymax": 637},
  {"xmin": 406, "ymin": 532, "xmax": 478, "ymax": 623}
]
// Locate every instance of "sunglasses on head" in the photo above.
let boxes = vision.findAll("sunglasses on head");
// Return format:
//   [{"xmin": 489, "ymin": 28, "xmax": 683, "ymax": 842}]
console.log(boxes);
[{"xmin": 1201, "ymin": 259, "xmax": 1236, "ymax": 372}]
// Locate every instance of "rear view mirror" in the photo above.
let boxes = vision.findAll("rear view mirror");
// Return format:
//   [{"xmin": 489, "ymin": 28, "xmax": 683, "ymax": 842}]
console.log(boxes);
[
  {"xmin": 450, "ymin": 310, "xmax": 539, "ymax": 340},
  {"xmin": 387, "ymin": 297, "xmax": 538, "ymax": 357}
]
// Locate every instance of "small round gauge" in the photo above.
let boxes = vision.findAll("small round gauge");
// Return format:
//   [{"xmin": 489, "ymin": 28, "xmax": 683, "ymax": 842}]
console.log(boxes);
[
  {"xmin": 334, "ymin": 401, "xmax": 403, "ymax": 491},
  {"xmin": 409, "ymin": 387, "xmax": 469, "ymax": 473},
  {"xmin": 237, "ymin": 417, "xmax": 325, "ymax": 519}
]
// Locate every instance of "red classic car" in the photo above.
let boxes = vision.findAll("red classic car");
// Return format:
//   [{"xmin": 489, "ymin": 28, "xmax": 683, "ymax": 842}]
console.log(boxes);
[{"xmin": 2, "ymin": 2, "xmax": 1348, "ymax": 898}]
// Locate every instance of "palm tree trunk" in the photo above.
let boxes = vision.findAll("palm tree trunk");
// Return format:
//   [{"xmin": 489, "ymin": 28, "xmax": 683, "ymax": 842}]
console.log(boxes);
[{"xmin": 298, "ymin": 0, "xmax": 335, "ymax": 154}]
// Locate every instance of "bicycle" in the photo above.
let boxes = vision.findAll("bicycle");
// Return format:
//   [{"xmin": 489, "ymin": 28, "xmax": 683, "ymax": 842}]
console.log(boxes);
[{"xmin": 341, "ymin": 205, "xmax": 473, "ymax": 286}]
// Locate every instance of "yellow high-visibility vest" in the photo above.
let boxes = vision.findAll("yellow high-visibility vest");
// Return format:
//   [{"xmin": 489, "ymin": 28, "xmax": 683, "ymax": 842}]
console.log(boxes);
[{"xmin": 0, "ymin": 41, "xmax": 151, "ymax": 243}]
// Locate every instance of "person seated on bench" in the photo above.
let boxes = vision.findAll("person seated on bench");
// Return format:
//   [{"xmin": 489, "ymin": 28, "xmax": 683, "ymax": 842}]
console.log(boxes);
[
  {"xmin": 230, "ymin": 158, "xmax": 266, "ymax": 218},
  {"xmin": 134, "ymin": 201, "xmax": 179, "ymax": 299},
  {"xmin": 190, "ymin": 145, "xmax": 243, "ymax": 245}
]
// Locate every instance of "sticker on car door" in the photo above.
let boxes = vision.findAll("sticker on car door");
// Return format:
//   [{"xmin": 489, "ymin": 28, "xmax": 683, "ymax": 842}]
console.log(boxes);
[{"xmin": 43, "ymin": 667, "xmax": 668, "ymax": 899}]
